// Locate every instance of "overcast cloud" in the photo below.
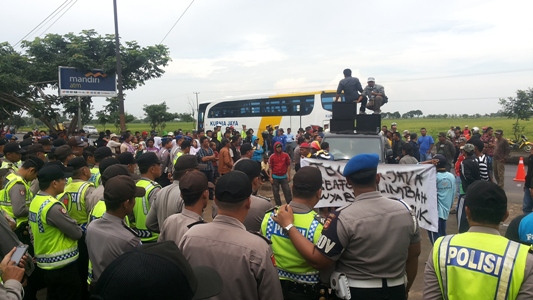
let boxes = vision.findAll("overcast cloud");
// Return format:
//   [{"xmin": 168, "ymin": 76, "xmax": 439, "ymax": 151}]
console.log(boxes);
[{"xmin": 2, "ymin": 0, "xmax": 533, "ymax": 118}]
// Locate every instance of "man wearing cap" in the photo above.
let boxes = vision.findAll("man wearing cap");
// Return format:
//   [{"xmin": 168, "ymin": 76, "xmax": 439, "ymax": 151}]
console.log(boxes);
[
  {"xmin": 463, "ymin": 125, "xmax": 471, "ymax": 140},
  {"xmin": 1, "ymin": 142, "xmax": 25, "ymax": 176},
  {"xmin": 1, "ymin": 156, "xmax": 44, "ymax": 249},
  {"xmin": 418, "ymin": 127, "xmax": 434, "ymax": 162},
  {"xmin": 261, "ymin": 167, "xmax": 329, "ymax": 299},
  {"xmin": 458, "ymin": 143, "xmax": 481, "ymax": 233},
  {"xmin": 234, "ymin": 142, "xmax": 254, "ymax": 166},
  {"xmin": 424, "ymin": 181, "xmax": 533, "ymax": 299},
  {"xmin": 428, "ymin": 154, "xmax": 456, "ymax": 244},
  {"xmin": 120, "ymin": 133, "xmax": 135, "ymax": 154},
  {"xmin": 493, "ymin": 129, "xmax": 510, "ymax": 188},
  {"xmin": 106, "ymin": 134, "xmax": 121, "ymax": 154},
  {"xmin": 170, "ymin": 134, "xmax": 184, "ymax": 161},
  {"xmin": 358, "ymin": 77, "xmax": 386, "ymax": 114},
  {"xmin": 273, "ymin": 153, "xmax": 420, "ymax": 299},
  {"xmin": 86, "ymin": 158, "xmax": 122, "ymax": 216},
  {"xmin": 117, "ymin": 152, "xmax": 137, "ymax": 175},
  {"xmin": 90, "ymin": 147, "xmax": 113, "ymax": 187},
  {"xmin": 403, "ymin": 130, "xmax": 411, "ymax": 142},
  {"xmin": 156, "ymin": 138, "xmax": 173, "ymax": 187},
  {"xmin": 173, "ymin": 140, "xmax": 191, "ymax": 166},
  {"xmin": 435, "ymin": 132, "xmax": 456, "ymax": 172},
  {"xmin": 146, "ymin": 155, "xmax": 206, "ymax": 233},
  {"xmin": 26, "ymin": 144, "xmax": 48, "ymax": 162},
  {"xmin": 29, "ymin": 164, "xmax": 83, "ymax": 299},
  {"xmin": 132, "ymin": 152, "xmax": 162, "ymax": 242},
  {"xmin": 391, "ymin": 122, "xmax": 398, "ymax": 134},
  {"xmin": 269, "ymin": 142, "xmax": 292, "ymax": 206},
  {"xmin": 55, "ymin": 144, "xmax": 75, "ymax": 167},
  {"xmin": 179, "ymin": 171, "xmax": 283, "ymax": 299},
  {"xmin": 159, "ymin": 170, "xmax": 212, "ymax": 245},
  {"xmin": 334, "ymin": 69, "xmax": 363, "ymax": 108},
  {"xmin": 86, "ymin": 175, "xmax": 144, "ymax": 284}
]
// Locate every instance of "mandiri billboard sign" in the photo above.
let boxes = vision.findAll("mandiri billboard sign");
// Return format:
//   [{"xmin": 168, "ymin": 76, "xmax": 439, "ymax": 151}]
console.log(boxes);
[{"xmin": 58, "ymin": 66, "xmax": 117, "ymax": 97}]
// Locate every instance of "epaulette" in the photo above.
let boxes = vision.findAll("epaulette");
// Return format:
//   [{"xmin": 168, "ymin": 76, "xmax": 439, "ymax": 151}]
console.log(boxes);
[
  {"xmin": 255, "ymin": 195, "xmax": 271, "ymax": 202},
  {"xmin": 248, "ymin": 230, "xmax": 272, "ymax": 245},
  {"xmin": 187, "ymin": 220, "xmax": 206, "ymax": 229},
  {"xmin": 314, "ymin": 214, "xmax": 326, "ymax": 225},
  {"xmin": 336, "ymin": 205, "xmax": 350, "ymax": 212},
  {"xmin": 265, "ymin": 206, "xmax": 277, "ymax": 214}
]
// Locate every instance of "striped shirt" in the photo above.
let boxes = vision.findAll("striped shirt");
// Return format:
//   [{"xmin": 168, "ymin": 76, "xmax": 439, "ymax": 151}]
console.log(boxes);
[{"xmin": 476, "ymin": 154, "xmax": 490, "ymax": 181}]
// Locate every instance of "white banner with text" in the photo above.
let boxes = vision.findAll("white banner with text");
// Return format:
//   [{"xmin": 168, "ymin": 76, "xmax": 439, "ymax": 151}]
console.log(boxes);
[{"xmin": 301, "ymin": 158, "xmax": 438, "ymax": 232}]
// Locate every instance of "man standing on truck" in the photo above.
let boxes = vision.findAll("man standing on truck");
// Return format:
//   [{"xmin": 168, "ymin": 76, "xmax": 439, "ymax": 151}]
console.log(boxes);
[{"xmin": 334, "ymin": 69, "xmax": 364, "ymax": 113}]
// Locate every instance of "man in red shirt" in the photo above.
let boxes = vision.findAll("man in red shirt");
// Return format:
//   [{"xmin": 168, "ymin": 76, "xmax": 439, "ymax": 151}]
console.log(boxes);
[{"xmin": 269, "ymin": 142, "xmax": 292, "ymax": 205}]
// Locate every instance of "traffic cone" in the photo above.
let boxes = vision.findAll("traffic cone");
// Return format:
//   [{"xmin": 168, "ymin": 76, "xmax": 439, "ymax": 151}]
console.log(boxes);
[{"xmin": 514, "ymin": 157, "xmax": 526, "ymax": 182}]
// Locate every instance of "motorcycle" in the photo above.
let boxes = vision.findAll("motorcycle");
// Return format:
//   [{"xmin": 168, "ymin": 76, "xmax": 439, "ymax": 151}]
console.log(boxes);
[{"xmin": 508, "ymin": 134, "xmax": 532, "ymax": 153}]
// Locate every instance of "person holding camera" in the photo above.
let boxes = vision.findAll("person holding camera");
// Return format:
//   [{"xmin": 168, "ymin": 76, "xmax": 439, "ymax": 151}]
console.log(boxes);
[{"xmin": 358, "ymin": 77, "xmax": 387, "ymax": 114}]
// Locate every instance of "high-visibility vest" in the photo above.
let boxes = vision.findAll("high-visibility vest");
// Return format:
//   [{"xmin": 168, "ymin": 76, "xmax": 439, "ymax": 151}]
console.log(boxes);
[
  {"xmin": 132, "ymin": 179, "xmax": 160, "ymax": 242},
  {"xmin": 0, "ymin": 173, "xmax": 32, "ymax": 227},
  {"xmin": 433, "ymin": 232, "xmax": 529, "ymax": 300},
  {"xmin": 28, "ymin": 194, "xmax": 79, "ymax": 270},
  {"xmin": 172, "ymin": 151, "xmax": 185, "ymax": 165},
  {"xmin": 58, "ymin": 180, "xmax": 93, "ymax": 232},
  {"xmin": 261, "ymin": 209, "xmax": 322, "ymax": 284},
  {"xmin": 0, "ymin": 160, "xmax": 20, "ymax": 174},
  {"xmin": 89, "ymin": 167, "xmax": 101, "ymax": 188}
]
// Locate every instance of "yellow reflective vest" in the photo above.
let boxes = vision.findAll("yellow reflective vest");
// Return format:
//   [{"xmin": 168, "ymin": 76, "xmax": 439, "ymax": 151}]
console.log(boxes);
[
  {"xmin": 0, "ymin": 173, "xmax": 32, "ymax": 227},
  {"xmin": 132, "ymin": 179, "xmax": 160, "ymax": 242},
  {"xmin": 28, "ymin": 194, "xmax": 79, "ymax": 270},
  {"xmin": 434, "ymin": 232, "xmax": 529, "ymax": 300},
  {"xmin": 261, "ymin": 208, "xmax": 322, "ymax": 284},
  {"xmin": 57, "ymin": 180, "xmax": 93, "ymax": 232}
]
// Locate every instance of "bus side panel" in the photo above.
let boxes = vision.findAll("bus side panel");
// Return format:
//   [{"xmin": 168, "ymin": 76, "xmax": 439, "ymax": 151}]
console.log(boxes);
[{"xmin": 257, "ymin": 116, "xmax": 282, "ymax": 145}]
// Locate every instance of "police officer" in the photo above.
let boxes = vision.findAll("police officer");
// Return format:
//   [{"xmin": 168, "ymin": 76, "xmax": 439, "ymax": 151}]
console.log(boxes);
[
  {"xmin": 273, "ymin": 153, "xmax": 421, "ymax": 300},
  {"xmin": 90, "ymin": 147, "xmax": 113, "ymax": 187},
  {"xmin": 424, "ymin": 180, "xmax": 533, "ymax": 299},
  {"xmin": 28, "ymin": 164, "xmax": 83, "ymax": 300},
  {"xmin": 1, "ymin": 142, "xmax": 25, "ymax": 177},
  {"xmin": 86, "ymin": 157, "xmax": 121, "ymax": 214},
  {"xmin": 132, "ymin": 152, "xmax": 162, "ymax": 242},
  {"xmin": 158, "ymin": 170, "xmax": 212, "ymax": 245},
  {"xmin": 232, "ymin": 159, "xmax": 273, "ymax": 232},
  {"xmin": 0, "ymin": 156, "xmax": 44, "ymax": 248},
  {"xmin": 261, "ymin": 166, "xmax": 329, "ymax": 299},
  {"xmin": 86, "ymin": 175, "xmax": 144, "ymax": 285},
  {"xmin": 179, "ymin": 171, "xmax": 283, "ymax": 299},
  {"xmin": 88, "ymin": 164, "xmax": 131, "ymax": 223}
]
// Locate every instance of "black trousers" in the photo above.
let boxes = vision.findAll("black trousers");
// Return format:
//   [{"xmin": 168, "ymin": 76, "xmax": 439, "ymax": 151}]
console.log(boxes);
[
  {"xmin": 43, "ymin": 263, "xmax": 81, "ymax": 300},
  {"xmin": 201, "ymin": 170, "xmax": 214, "ymax": 200},
  {"xmin": 342, "ymin": 284, "xmax": 406, "ymax": 300},
  {"xmin": 77, "ymin": 233, "xmax": 90, "ymax": 300}
]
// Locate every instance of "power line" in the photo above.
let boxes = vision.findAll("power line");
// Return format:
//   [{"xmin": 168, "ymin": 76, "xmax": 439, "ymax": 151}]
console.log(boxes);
[
  {"xmin": 38, "ymin": 0, "xmax": 78, "ymax": 37},
  {"xmin": 160, "ymin": 0, "xmax": 195, "ymax": 44},
  {"xmin": 13, "ymin": 0, "xmax": 71, "ymax": 47}
]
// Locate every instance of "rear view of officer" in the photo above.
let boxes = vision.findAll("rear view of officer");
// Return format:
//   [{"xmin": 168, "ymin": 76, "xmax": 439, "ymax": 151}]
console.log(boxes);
[
  {"xmin": 273, "ymin": 153, "xmax": 421, "ymax": 300},
  {"xmin": 261, "ymin": 166, "xmax": 330, "ymax": 299}
]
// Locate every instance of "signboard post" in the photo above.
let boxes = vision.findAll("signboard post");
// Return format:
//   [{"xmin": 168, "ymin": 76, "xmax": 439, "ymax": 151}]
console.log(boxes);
[
  {"xmin": 301, "ymin": 158, "xmax": 438, "ymax": 232},
  {"xmin": 58, "ymin": 67, "xmax": 117, "ymax": 97}
]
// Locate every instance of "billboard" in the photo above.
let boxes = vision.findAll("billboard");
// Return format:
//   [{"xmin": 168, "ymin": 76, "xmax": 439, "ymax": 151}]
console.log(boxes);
[{"xmin": 58, "ymin": 66, "xmax": 117, "ymax": 97}]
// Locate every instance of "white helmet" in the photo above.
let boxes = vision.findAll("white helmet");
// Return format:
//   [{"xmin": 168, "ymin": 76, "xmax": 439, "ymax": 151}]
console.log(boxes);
[{"xmin": 472, "ymin": 127, "xmax": 480, "ymax": 133}]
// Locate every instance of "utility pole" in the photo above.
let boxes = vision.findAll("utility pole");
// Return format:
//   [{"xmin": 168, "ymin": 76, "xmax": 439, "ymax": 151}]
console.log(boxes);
[
  {"xmin": 193, "ymin": 92, "xmax": 200, "ymax": 130},
  {"xmin": 113, "ymin": 0, "xmax": 126, "ymax": 133},
  {"xmin": 77, "ymin": 96, "xmax": 82, "ymax": 131}
]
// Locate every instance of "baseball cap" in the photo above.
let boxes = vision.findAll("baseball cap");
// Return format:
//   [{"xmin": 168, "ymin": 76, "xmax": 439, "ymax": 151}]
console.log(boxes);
[
  {"xmin": 403, "ymin": 130, "xmax": 410, "ymax": 136},
  {"xmin": 3, "ymin": 142, "xmax": 26, "ymax": 154},
  {"xmin": 6, "ymin": 134, "xmax": 17, "ymax": 140},
  {"xmin": 117, "ymin": 152, "xmax": 136, "ymax": 165},
  {"xmin": 300, "ymin": 142, "xmax": 311, "ymax": 148},
  {"xmin": 0, "ymin": 138, "xmax": 8, "ymax": 146},
  {"xmin": 27, "ymin": 144, "xmax": 47, "ymax": 154},
  {"xmin": 38, "ymin": 138, "xmax": 52, "ymax": 146},
  {"xmin": 99, "ymin": 157, "xmax": 120, "ymax": 174},
  {"xmin": 465, "ymin": 125, "xmax": 469, "ymax": 128},
  {"xmin": 293, "ymin": 167, "xmax": 322, "ymax": 192},
  {"xmin": 92, "ymin": 241, "xmax": 222, "ymax": 300},
  {"xmin": 104, "ymin": 175, "xmax": 145, "ymax": 203},
  {"xmin": 343, "ymin": 153, "xmax": 379, "ymax": 177},
  {"xmin": 240, "ymin": 143, "xmax": 253, "ymax": 155},
  {"xmin": 54, "ymin": 145, "xmax": 72, "ymax": 161},
  {"xmin": 463, "ymin": 143, "xmax": 475, "ymax": 153},
  {"xmin": 136, "ymin": 152, "xmax": 161, "ymax": 168},
  {"xmin": 175, "ymin": 155, "xmax": 206, "ymax": 173},
  {"xmin": 233, "ymin": 159, "xmax": 260, "ymax": 181},
  {"xmin": 67, "ymin": 157, "xmax": 88, "ymax": 170},
  {"xmin": 94, "ymin": 147, "xmax": 113, "ymax": 160},
  {"xmin": 52, "ymin": 138, "xmax": 66, "ymax": 147},
  {"xmin": 110, "ymin": 133, "xmax": 118, "ymax": 139},
  {"xmin": 38, "ymin": 163, "xmax": 73, "ymax": 182},
  {"xmin": 215, "ymin": 171, "xmax": 252, "ymax": 203},
  {"xmin": 179, "ymin": 171, "xmax": 214, "ymax": 203},
  {"xmin": 465, "ymin": 180, "xmax": 507, "ymax": 215},
  {"xmin": 181, "ymin": 140, "xmax": 192, "ymax": 149},
  {"xmin": 19, "ymin": 138, "xmax": 33, "ymax": 148},
  {"xmin": 458, "ymin": 137, "xmax": 467, "ymax": 143},
  {"xmin": 102, "ymin": 165, "xmax": 131, "ymax": 186},
  {"xmin": 391, "ymin": 122, "xmax": 397, "ymax": 126},
  {"xmin": 75, "ymin": 136, "xmax": 87, "ymax": 147},
  {"xmin": 142, "ymin": 131, "xmax": 148, "ymax": 135},
  {"xmin": 311, "ymin": 141, "xmax": 321, "ymax": 151},
  {"xmin": 438, "ymin": 132, "xmax": 447, "ymax": 138},
  {"xmin": 434, "ymin": 154, "xmax": 447, "ymax": 168},
  {"xmin": 367, "ymin": 77, "xmax": 375, "ymax": 82},
  {"xmin": 495, "ymin": 130, "xmax": 503, "ymax": 135},
  {"xmin": 23, "ymin": 155, "xmax": 45, "ymax": 171}
]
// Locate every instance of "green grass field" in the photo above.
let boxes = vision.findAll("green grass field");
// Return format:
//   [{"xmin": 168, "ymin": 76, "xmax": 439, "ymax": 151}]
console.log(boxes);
[{"xmin": 19, "ymin": 117, "xmax": 533, "ymax": 141}]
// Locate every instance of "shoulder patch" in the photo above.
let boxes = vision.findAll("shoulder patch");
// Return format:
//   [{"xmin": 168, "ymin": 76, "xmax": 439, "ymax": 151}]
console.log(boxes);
[
  {"xmin": 314, "ymin": 214, "xmax": 326, "ymax": 225},
  {"xmin": 187, "ymin": 220, "xmax": 206, "ymax": 229},
  {"xmin": 19, "ymin": 189, "xmax": 25, "ymax": 196},
  {"xmin": 323, "ymin": 210, "xmax": 341, "ymax": 231},
  {"xmin": 248, "ymin": 230, "xmax": 272, "ymax": 245}
]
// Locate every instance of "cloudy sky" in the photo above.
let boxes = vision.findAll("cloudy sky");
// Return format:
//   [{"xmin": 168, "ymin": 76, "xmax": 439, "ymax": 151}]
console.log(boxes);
[{"xmin": 2, "ymin": 0, "xmax": 533, "ymax": 118}]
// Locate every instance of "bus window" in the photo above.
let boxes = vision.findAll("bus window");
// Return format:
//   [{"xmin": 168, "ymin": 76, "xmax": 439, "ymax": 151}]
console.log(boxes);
[{"xmin": 321, "ymin": 93, "xmax": 343, "ymax": 111}]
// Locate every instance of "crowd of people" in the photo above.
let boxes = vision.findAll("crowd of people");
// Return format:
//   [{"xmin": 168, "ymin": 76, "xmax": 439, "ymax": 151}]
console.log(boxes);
[{"xmin": 0, "ymin": 118, "xmax": 531, "ymax": 300}]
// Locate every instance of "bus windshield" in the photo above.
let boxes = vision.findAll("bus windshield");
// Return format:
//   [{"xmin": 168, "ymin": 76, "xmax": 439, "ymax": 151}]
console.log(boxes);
[
  {"xmin": 321, "ymin": 93, "xmax": 344, "ymax": 111},
  {"xmin": 326, "ymin": 136, "xmax": 382, "ymax": 161}
]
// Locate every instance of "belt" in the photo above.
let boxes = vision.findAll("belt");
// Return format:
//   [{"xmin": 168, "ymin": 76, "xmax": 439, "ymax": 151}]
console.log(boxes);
[{"xmin": 347, "ymin": 277, "xmax": 405, "ymax": 288}]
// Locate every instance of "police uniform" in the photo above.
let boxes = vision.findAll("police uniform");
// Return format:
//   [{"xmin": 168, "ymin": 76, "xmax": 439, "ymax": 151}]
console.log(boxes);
[
  {"xmin": 58, "ymin": 179, "xmax": 95, "ymax": 232},
  {"xmin": 1, "ymin": 143, "xmax": 25, "ymax": 177},
  {"xmin": 145, "ymin": 181, "xmax": 181, "ymax": 232},
  {"xmin": 89, "ymin": 166, "xmax": 101, "ymax": 188},
  {"xmin": 179, "ymin": 171, "xmax": 283, "ymax": 300},
  {"xmin": 425, "ymin": 181, "xmax": 533, "ymax": 299},
  {"xmin": 315, "ymin": 154, "xmax": 420, "ymax": 299},
  {"xmin": 132, "ymin": 177, "xmax": 161, "ymax": 242},
  {"xmin": 244, "ymin": 195, "xmax": 274, "ymax": 232},
  {"xmin": 158, "ymin": 208, "xmax": 203, "ymax": 245},
  {"xmin": 86, "ymin": 184, "xmax": 104, "ymax": 214}
]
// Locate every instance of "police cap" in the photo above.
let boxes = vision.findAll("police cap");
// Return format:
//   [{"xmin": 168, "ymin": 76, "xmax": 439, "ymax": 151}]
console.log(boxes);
[
  {"xmin": 94, "ymin": 147, "xmax": 113, "ymax": 160},
  {"xmin": 136, "ymin": 152, "xmax": 161, "ymax": 168},
  {"xmin": 67, "ymin": 157, "xmax": 88, "ymax": 170},
  {"xmin": 343, "ymin": 153, "xmax": 379, "ymax": 177},
  {"xmin": 117, "ymin": 152, "xmax": 136, "ymax": 165},
  {"xmin": 215, "ymin": 171, "xmax": 252, "ymax": 203},
  {"xmin": 38, "ymin": 163, "xmax": 73, "ymax": 183},
  {"xmin": 3, "ymin": 142, "xmax": 26, "ymax": 155},
  {"xmin": 233, "ymin": 159, "xmax": 260, "ymax": 181}
]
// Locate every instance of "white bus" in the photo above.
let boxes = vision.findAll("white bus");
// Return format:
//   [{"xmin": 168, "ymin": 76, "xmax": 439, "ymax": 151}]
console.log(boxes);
[{"xmin": 198, "ymin": 90, "xmax": 343, "ymax": 138}]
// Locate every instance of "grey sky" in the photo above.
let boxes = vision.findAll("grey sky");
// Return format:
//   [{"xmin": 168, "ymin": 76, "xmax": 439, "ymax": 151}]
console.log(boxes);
[{"xmin": 2, "ymin": 0, "xmax": 533, "ymax": 118}]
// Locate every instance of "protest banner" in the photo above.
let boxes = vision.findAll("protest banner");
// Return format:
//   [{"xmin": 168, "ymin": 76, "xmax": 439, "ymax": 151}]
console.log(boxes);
[{"xmin": 301, "ymin": 158, "xmax": 438, "ymax": 232}]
